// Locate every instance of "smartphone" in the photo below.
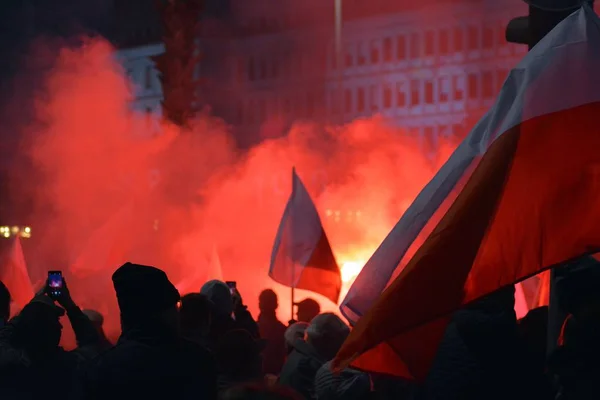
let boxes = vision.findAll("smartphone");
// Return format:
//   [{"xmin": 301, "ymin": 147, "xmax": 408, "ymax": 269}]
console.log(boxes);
[
  {"xmin": 225, "ymin": 281, "xmax": 236, "ymax": 295},
  {"xmin": 47, "ymin": 271, "xmax": 63, "ymax": 298}
]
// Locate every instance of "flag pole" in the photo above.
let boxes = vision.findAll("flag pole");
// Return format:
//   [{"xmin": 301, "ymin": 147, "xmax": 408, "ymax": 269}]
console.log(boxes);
[{"xmin": 290, "ymin": 167, "xmax": 296, "ymax": 322}]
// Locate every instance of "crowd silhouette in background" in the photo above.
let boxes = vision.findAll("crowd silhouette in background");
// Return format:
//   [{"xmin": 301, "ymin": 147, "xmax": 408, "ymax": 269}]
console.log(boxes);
[{"xmin": 0, "ymin": 259, "xmax": 599, "ymax": 400}]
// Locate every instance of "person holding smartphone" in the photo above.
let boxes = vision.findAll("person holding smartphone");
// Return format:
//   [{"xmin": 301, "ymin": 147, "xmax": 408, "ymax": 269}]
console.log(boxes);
[{"xmin": 0, "ymin": 270, "xmax": 100, "ymax": 398}]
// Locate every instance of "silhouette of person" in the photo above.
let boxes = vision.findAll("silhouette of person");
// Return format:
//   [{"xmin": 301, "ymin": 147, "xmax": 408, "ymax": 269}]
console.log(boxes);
[
  {"xmin": 257, "ymin": 289, "xmax": 286, "ymax": 375},
  {"xmin": 295, "ymin": 298, "xmax": 320, "ymax": 324},
  {"xmin": 0, "ymin": 281, "xmax": 10, "ymax": 327}
]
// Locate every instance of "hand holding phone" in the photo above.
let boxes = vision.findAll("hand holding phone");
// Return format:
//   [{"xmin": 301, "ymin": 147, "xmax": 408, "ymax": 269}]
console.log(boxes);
[{"xmin": 47, "ymin": 271, "xmax": 63, "ymax": 299}]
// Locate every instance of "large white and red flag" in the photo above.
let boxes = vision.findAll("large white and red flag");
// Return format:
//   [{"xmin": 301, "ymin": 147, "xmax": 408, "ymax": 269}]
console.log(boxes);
[{"xmin": 334, "ymin": 5, "xmax": 600, "ymax": 380}]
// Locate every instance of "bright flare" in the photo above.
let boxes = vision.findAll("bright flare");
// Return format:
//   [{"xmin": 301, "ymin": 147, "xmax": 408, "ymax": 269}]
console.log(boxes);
[{"xmin": 341, "ymin": 261, "xmax": 364, "ymax": 283}]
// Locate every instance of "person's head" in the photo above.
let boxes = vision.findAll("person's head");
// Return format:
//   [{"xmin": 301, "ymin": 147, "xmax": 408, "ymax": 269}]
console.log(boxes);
[
  {"xmin": 284, "ymin": 322, "xmax": 308, "ymax": 354},
  {"xmin": 259, "ymin": 289, "xmax": 278, "ymax": 314},
  {"xmin": 112, "ymin": 262, "xmax": 181, "ymax": 333},
  {"xmin": 13, "ymin": 296, "xmax": 64, "ymax": 359},
  {"xmin": 306, "ymin": 313, "xmax": 350, "ymax": 360},
  {"xmin": 180, "ymin": 293, "xmax": 212, "ymax": 336},
  {"xmin": 222, "ymin": 383, "xmax": 302, "ymax": 400},
  {"xmin": 296, "ymin": 298, "xmax": 320, "ymax": 323},
  {"xmin": 200, "ymin": 279, "xmax": 233, "ymax": 317},
  {"xmin": 83, "ymin": 309, "xmax": 107, "ymax": 336},
  {"xmin": 217, "ymin": 329, "xmax": 265, "ymax": 380},
  {"xmin": 0, "ymin": 281, "xmax": 10, "ymax": 323}
]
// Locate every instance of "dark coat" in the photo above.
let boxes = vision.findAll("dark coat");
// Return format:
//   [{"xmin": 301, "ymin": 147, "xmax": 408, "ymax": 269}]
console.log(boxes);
[
  {"xmin": 258, "ymin": 312, "xmax": 287, "ymax": 375},
  {"xmin": 79, "ymin": 327, "xmax": 218, "ymax": 400},
  {"xmin": 278, "ymin": 339, "xmax": 326, "ymax": 399}
]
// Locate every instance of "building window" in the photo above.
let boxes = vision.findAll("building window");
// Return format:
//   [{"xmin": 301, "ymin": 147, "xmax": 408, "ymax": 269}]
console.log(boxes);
[
  {"xmin": 467, "ymin": 73, "xmax": 479, "ymax": 99},
  {"xmin": 397, "ymin": 35, "xmax": 406, "ymax": 60},
  {"xmin": 357, "ymin": 88, "xmax": 365, "ymax": 112},
  {"xmin": 453, "ymin": 27, "xmax": 464, "ymax": 52},
  {"xmin": 144, "ymin": 66, "xmax": 152, "ymax": 89},
  {"xmin": 370, "ymin": 41, "xmax": 380, "ymax": 64},
  {"xmin": 424, "ymin": 31, "xmax": 435, "ymax": 56},
  {"xmin": 357, "ymin": 43, "xmax": 367, "ymax": 65},
  {"xmin": 467, "ymin": 26, "xmax": 479, "ymax": 50},
  {"xmin": 424, "ymin": 80, "xmax": 434, "ymax": 104},
  {"xmin": 345, "ymin": 89, "xmax": 352, "ymax": 113},
  {"xmin": 410, "ymin": 79, "xmax": 420, "ymax": 106},
  {"xmin": 453, "ymin": 75, "xmax": 464, "ymax": 100},
  {"xmin": 438, "ymin": 76, "xmax": 450, "ymax": 102},
  {"xmin": 345, "ymin": 50, "xmax": 354, "ymax": 67},
  {"xmin": 396, "ymin": 82, "xmax": 407, "ymax": 107},
  {"xmin": 370, "ymin": 85, "xmax": 379, "ymax": 111},
  {"xmin": 383, "ymin": 86, "xmax": 392, "ymax": 108},
  {"xmin": 248, "ymin": 57, "xmax": 256, "ymax": 80},
  {"xmin": 410, "ymin": 33, "xmax": 420, "ymax": 59},
  {"xmin": 497, "ymin": 23, "xmax": 506, "ymax": 47},
  {"xmin": 439, "ymin": 29, "xmax": 449, "ymax": 55},
  {"xmin": 482, "ymin": 71, "xmax": 494, "ymax": 98},
  {"xmin": 383, "ymin": 37, "xmax": 393, "ymax": 62},
  {"xmin": 482, "ymin": 25, "xmax": 494, "ymax": 49}
]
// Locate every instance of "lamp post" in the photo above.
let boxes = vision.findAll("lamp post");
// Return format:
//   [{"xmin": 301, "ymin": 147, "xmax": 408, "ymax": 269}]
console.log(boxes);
[{"xmin": 335, "ymin": 0, "xmax": 344, "ymax": 123}]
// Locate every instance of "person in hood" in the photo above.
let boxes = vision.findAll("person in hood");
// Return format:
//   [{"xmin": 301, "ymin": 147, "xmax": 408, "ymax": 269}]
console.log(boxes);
[
  {"xmin": 0, "ymin": 278, "xmax": 99, "ymax": 399},
  {"xmin": 0, "ymin": 281, "xmax": 9, "ymax": 328},
  {"xmin": 257, "ymin": 289, "xmax": 286, "ymax": 375},
  {"xmin": 79, "ymin": 263, "xmax": 217, "ymax": 400},
  {"xmin": 279, "ymin": 313, "xmax": 349, "ymax": 399},
  {"xmin": 200, "ymin": 280, "xmax": 260, "ymax": 348}
]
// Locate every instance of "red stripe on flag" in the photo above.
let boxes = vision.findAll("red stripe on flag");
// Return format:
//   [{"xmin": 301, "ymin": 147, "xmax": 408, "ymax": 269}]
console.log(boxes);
[{"xmin": 334, "ymin": 100, "xmax": 600, "ymax": 380}]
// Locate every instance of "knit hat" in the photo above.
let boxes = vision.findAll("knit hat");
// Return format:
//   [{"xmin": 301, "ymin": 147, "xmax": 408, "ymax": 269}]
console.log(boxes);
[
  {"xmin": 112, "ymin": 262, "xmax": 180, "ymax": 317},
  {"xmin": 200, "ymin": 280, "xmax": 233, "ymax": 316}
]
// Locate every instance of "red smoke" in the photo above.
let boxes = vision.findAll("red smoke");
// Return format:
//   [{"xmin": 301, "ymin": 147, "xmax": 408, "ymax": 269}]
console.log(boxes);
[{"xmin": 9, "ymin": 37, "xmax": 456, "ymax": 340}]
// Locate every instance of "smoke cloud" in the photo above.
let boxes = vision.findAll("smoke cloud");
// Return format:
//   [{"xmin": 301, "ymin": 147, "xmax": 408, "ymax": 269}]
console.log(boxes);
[{"xmin": 6, "ymin": 37, "xmax": 456, "ymax": 342}]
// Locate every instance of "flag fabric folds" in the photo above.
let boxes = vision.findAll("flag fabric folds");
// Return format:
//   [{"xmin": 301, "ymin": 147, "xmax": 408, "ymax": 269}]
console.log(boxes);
[
  {"xmin": 334, "ymin": 5, "xmax": 600, "ymax": 380},
  {"xmin": 0, "ymin": 237, "xmax": 34, "ymax": 314},
  {"xmin": 269, "ymin": 168, "xmax": 341, "ymax": 304}
]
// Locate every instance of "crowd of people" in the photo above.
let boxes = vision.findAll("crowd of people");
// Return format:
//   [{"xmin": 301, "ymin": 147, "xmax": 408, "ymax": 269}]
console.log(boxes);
[{"xmin": 0, "ymin": 259, "xmax": 599, "ymax": 400}]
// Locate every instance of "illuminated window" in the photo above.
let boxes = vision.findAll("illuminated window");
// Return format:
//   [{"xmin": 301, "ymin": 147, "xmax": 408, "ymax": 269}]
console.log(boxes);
[
  {"xmin": 397, "ymin": 35, "xmax": 406, "ymax": 60},
  {"xmin": 383, "ymin": 37, "xmax": 393, "ymax": 62}
]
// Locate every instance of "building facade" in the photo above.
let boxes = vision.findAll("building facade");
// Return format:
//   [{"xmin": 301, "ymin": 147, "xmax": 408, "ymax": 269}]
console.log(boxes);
[{"xmin": 114, "ymin": 0, "xmax": 543, "ymax": 149}]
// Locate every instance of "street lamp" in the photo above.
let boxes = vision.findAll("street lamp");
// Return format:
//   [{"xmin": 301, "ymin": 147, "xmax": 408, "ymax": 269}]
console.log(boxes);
[
  {"xmin": 0, "ymin": 226, "xmax": 32, "ymax": 239},
  {"xmin": 335, "ymin": 0, "xmax": 344, "ymax": 123}
]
